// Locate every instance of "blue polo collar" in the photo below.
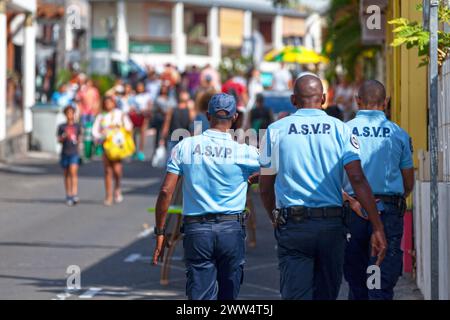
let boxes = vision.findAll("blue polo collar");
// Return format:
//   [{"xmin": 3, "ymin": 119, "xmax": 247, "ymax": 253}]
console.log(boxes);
[
  {"xmin": 356, "ymin": 110, "xmax": 386, "ymax": 119},
  {"xmin": 203, "ymin": 129, "xmax": 232, "ymax": 140},
  {"xmin": 294, "ymin": 108, "xmax": 327, "ymax": 117}
]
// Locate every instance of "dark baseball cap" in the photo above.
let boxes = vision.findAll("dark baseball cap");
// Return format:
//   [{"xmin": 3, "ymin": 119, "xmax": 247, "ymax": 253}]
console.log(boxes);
[{"xmin": 208, "ymin": 93, "xmax": 237, "ymax": 119}]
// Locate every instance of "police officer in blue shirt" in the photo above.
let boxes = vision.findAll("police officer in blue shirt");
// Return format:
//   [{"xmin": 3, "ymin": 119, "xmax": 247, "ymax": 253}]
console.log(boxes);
[
  {"xmin": 259, "ymin": 74, "xmax": 387, "ymax": 300},
  {"xmin": 343, "ymin": 80, "xmax": 415, "ymax": 300},
  {"xmin": 152, "ymin": 93, "xmax": 260, "ymax": 300}
]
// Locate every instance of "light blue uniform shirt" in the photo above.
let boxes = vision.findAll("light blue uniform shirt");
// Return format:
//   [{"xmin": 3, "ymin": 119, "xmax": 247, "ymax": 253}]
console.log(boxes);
[
  {"xmin": 260, "ymin": 108, "xmax": 360, "ymax": 208},
  {"xmin": 343, "ymin": 110, "xmax": 413, "ymax": 196},
  {"xmin": 167, "ymin": 129, "xmax": 260, "ymax": 216}
]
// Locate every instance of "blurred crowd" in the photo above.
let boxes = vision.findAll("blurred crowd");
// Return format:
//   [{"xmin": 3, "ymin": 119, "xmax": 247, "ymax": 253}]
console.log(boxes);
[
  {"xmin": 53, "ymin": 63, "xmax": 285, "ymax": 160},
  {"xmin": 53, "ymin": 63, "xmax": 281, "ymax": 206}
]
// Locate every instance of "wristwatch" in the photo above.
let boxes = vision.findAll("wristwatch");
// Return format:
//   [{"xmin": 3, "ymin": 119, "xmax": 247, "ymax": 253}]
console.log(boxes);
[{"xmin": 154, "ymin": 226, "xmax": 165, "ymax": 236}]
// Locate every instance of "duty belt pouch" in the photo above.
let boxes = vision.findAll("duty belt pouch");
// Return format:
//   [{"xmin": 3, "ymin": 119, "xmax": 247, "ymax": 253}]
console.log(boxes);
[
  {"xmin": 180, "ymin": 224, "xmax": 185, "ymax": 234},
  {"xmin": 291, "ymin": 208, "xmax": 305, "ymax": 223},
  {"xmin": 399, "ymin": 198, "xmax": 407, "ymax": 217},
  {"xmin": 241, "ymin": 210, "xmax": 249, "ymax": 226},
  {"xmin": 272, "ymin": 209, "xmax": 286, "ymax": 226}
]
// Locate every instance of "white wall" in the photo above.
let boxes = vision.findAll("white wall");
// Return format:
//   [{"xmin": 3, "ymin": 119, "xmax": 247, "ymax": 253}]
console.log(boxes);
[
  {"xmin": 414, "ymin": 181, "xmax": 450, "ymax": 299},
  {"xmin": 130, "ymin": 53, "xmax": 213, "ymax": 70},
  {"xmin": 127, "ymin": 2, "xmax": 148, "ymax": 38},
  {"xmin": 91, "ymin": 2, "xmax": 116, "ymax": 38},
  {"xmin": 439, "ymin": 56, "xmax": 450, "ymax": 182}
]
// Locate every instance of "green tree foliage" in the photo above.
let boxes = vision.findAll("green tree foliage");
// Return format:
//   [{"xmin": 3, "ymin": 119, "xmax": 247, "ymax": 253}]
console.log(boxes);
[
  {"xmin": 325, "ymin": 0, "xmax": 381, "ymax": 81},
  {"xmin": 219, "ymin": 49, "xmax": 252, "ymax": 83},
  {"xmin": 389, "ymin": 1, "xmax": 450, "ymax": 67}
]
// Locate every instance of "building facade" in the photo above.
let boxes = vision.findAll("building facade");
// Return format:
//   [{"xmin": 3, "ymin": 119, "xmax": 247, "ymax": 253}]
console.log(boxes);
[
  {"xmin": 35, "ymin": 0, "xmax": 90, "ymax": 103},
  {"xmin": 89, "ymin": 0, "xmax": 309, "ymax": 71},
  {"xmin": 385, "ymin": 0, "xmax": 450, "ymax": 300},
  {"xmin": 0, "ymin": 0, "xmax": 37, "ymax": 161}
]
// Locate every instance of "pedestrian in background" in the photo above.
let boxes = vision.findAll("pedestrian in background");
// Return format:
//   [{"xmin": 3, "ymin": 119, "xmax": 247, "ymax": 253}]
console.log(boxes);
[
  {"xmin": 343, "ymin": 80, "xmax": 415, "ymax": 300},
  {"xmin": 248, "ymin": 93, "xmax": 273, "ymax": 133},
  {"xmin": 259, "ymin": 74, "xmax": 387, "ymax": 300},
  {"xmin": 57, "ymin": 105, "xmax": 81, "ymax": 207},
  {"xmin": 192, "ymin": 89, "xmax": 214, "ymax": 134},
  {"xmin": 184, "ymin": 65, "xmax": 201, "ymax": 98},
  {"xmin": 152, "ymin": 83, "xmax": 176, "ymax": 148},
  {"xmin": 246, "ymin": 68, "xmax": 264, "ymax": 111},
  {"xmin": 76, "ymin": 78, "xmax": 101, "ymax": 127},
  {"xmin": 200, "ymin": 64, "xmax": 221, "ymax": 91},
  {"xmin": 130, "ymin": 82, "xmax": 152, "ymax": 161},
  {"xmin": 92, "ymin": 96, "xmax": 133, "ymax": 206},
  {"xmin": 334, "ymin": 76, "xmax": 356, "ymax": 122},
  {"xmin": 272, "ymin": 62, "xmax": 293, "ymax": 92},
  {"xmin": 116, "ymin": 83, "xmax": 136, "ymax": 114},
  {"xmin": 145, "ymin": 67, "xmax": 162, "ymax": 102},
  {"xmin": 153, "ymin": 93, "xmax": 260, "ymax": 300},
  {"xmin": 51, "ymin": 84, "xmax": 74, "ymax": 108},
  {"xmin": 222, "ymin": 74, "xmax": 248, "ymax": 111},
  {"xmin": 159, "ymin": 90, "xmax": 195, "ymax": 152}
]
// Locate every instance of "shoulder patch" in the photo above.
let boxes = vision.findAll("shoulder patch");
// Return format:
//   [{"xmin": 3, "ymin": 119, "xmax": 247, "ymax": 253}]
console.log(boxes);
[{"xmin": 350, "ymin": 134, "xmax": 360, "ymax": 150}]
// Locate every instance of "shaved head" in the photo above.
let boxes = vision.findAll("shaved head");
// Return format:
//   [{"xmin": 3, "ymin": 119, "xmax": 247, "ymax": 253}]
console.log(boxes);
[
  {"xmin": 292, "ymin": 74, "xmax": 325, "ymax": 109},
  {"xmin": 357, "ymin": 80, "xmax": 387, "ymax": 108}
]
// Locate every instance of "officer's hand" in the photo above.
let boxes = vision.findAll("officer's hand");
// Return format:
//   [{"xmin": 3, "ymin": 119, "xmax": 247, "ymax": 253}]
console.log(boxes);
[
  {"xmin": 370, "ymin": 228, "xmax": 387, "ymax": 266},
  {"xmin": 247, "ymin": 173, "xmax": 259, "ymax": 185},
  {"xmin": 350, "ymin": 199, "xmax": 367, "ymax": 220},
  {"xmin": 152, "ymin": 235, "xmax": 165, "ymax": 266}
]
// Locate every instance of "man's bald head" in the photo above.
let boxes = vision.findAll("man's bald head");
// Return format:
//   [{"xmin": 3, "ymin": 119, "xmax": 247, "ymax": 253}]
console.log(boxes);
[
  {"xmin": 357, "ymin": 80, "xmax": 387, "ymax": 109},
  {"xmin": 291, "ymin": 74, "xmax": 325, "ymax": 109}
]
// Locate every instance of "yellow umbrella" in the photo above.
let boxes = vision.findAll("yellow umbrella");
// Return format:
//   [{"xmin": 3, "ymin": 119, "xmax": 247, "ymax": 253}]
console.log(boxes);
[{"xmin": 264, "ymin": 46, "xmax": 329, "ymax": 64}]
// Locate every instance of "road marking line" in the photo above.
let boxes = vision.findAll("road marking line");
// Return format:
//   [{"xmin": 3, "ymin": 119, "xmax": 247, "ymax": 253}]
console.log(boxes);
[
  {"xmin": 54, "ymin": 292, "xmax": 72, "ymax": 300},
  {"xmin": 124, "ymin": 253, "xmax": 141, "ymax": 263},
  {"xmin": 244, "ymin": 282, "xmax": 280, "ymax": 294},
  {"xmin": 102, "ymin": 291, "xmax": 128, "ymax": 296},
  {"xmin": 124, "ymin": 253, "xmax": 184, "ymax": 264},
  {"xmin": 137, "ymin": 228, "xmax": 153, "ymax": 239},
  {"xmin": 139, "ymin": 290, "xmax": 181, "ymax": 297},
  {"xmin": 79, "ymin": 287, "xmax": 102, "ymax": 299}
]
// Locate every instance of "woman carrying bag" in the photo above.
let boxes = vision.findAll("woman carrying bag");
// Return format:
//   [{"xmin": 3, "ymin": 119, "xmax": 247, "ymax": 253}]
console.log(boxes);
[{"xmin": 93, "ymin": 96, "xmax": 134, "ymax": 206}]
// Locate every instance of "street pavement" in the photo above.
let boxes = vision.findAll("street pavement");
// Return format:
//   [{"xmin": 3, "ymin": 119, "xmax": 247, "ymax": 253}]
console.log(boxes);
[{"xmin": 0, "ymin": 152, "xmax": 423, "ymax": 300}]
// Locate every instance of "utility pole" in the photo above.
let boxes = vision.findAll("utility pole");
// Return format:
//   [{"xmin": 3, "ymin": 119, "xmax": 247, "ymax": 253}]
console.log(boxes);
[{"xmin": 428, "ymin": 0, "xmax": 440, "ymax": 300}]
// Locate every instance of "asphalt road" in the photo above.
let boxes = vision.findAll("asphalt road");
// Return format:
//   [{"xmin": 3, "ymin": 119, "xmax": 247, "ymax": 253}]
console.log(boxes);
[{"xmin": 0, "ymin": 152, "xmax": 423, "ymax": 300}]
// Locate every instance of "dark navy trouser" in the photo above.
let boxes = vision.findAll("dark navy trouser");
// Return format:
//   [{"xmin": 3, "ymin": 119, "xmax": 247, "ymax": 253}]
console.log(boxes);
[
  {"xmin": 344, "ymin": 203, "xmax": 404, "ymax": 300},
  {"xmin": 183, "ymin": 220, "xmax": 246, "ymax": 300},
  {"xmin": 275, "ymin": 217, "xmax": 347, "ymax": 300}
]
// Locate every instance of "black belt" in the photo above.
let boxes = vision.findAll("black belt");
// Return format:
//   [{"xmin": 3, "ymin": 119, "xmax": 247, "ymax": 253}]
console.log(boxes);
[
  {"xmin": 374, "ymin": 195, "xmax": 404, "ymax": 205},
  {"xmin": 183, "ymin": 213, "xmax": 242, "ymax": 224},
  {"xmin": 354, "ymin": 195, "xmax": 407, "ymax": 216},
  {"xmin": 353, "ymin": 194, "xmax": 404, "ymax": 205},
  {"xmin": 282, "ymin": 206, "xmax": 343, "ymax": 219}
]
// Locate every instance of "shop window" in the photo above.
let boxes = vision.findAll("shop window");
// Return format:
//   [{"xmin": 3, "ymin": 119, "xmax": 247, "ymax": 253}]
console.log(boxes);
[{"xmin": 148, "ymin": 9, "xmax": 172, "ymax": 38}]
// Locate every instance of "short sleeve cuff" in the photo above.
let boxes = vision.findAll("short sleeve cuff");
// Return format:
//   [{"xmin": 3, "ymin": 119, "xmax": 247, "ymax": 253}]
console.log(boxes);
[
  {"xmin": 167, "ymin": 167, "xmax": 182, "ymax": 176},
  {"xmin": 259, "ymin": 161, "xmax": 271, "ymax": 169},
  {"xmin": 343, "ymin": 154, "xmax": 361, "ymax": 166},
  {"xmin": 400, "ymin": 162, "xmax": 414, "ymax": 170}
]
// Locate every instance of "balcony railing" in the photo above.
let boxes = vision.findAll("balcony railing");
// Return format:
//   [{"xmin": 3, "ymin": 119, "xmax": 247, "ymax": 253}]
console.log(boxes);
[
  {"xmin": 129, "ymin": 36, "xmax": 172, "ymax": 54},
  {"xmin": 186, "ymin": 38, "xmax": 209, "ymax": 56}
]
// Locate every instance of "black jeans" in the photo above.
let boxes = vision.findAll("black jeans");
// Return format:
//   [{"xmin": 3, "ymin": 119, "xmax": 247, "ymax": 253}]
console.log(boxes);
[
  {"xmin": 344, "ymin": 203, "xmax": 404, "ymax": 300},
  {"xmin": 183, "ymin": 220, "xmax": 246, "ymax": 300},
  {"xmin": 275, "ymin": 217, "xmax": 347, "ymax": 300}
]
